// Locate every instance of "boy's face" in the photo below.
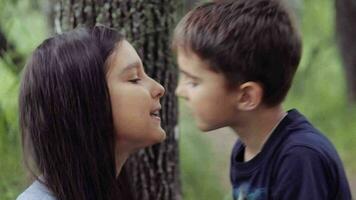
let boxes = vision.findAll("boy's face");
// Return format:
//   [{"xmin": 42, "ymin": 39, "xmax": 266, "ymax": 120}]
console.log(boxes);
[{"xmin": 175, "ymin": 48, "xmax": 239, "ymax": 131}]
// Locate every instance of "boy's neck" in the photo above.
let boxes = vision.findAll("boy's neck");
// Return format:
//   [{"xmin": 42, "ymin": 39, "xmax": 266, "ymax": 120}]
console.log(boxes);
[{"xmin": 231, "ymin": 105, "xmax": 287, "ymax": 162}]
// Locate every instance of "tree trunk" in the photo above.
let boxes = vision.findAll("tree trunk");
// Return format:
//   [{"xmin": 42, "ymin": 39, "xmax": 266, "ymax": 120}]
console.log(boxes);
[
  {"xmin": 336, "ymin": 0, "xmax": 356, "ymax": 103},
  {"xmin": 185, "ymin": 0, "xmax": 199, "ymax": 10},
  {"xmin": 54, "ymin": 1, "xmax": 180, "ymax": 200}
]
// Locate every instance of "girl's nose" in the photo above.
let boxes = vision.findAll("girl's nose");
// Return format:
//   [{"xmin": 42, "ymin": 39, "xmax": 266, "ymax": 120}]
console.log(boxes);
[{"xmin": 152, "ymin": 79, "xmax": 165, "ymax": 99}]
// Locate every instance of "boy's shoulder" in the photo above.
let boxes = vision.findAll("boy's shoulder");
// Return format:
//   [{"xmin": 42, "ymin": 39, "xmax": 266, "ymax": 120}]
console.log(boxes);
[
  {"xmin": 279, "ymin": 109, "xmax": 339, "ymax": 159},
  {"xmin": 232, "ymin": 109, "xmax": 339, "ymax": 161},
  {"xmin": 230, "ymin": 109, "xmax": 352, "ymax": 199},
  {"xmin": 270, "ymin": 109, "xmax": 346, "ymax": 182}
]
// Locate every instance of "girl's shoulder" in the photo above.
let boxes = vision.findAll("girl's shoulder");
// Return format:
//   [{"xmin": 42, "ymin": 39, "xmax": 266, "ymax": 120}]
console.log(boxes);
[{"xmin": 17, "ymin": 180, "xmax": 56, "ymax": 200}]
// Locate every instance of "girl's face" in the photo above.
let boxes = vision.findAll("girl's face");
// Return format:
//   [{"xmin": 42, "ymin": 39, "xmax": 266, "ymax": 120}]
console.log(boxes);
[{"xmin": 106, "ymin": 40, "xmax": 166, "ymax": 152}]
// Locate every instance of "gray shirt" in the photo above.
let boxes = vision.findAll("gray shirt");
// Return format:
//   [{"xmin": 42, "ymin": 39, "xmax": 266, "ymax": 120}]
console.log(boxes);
[{"xmin": 17, "ymin": 180, "xmax": 56, "ymax": 200}]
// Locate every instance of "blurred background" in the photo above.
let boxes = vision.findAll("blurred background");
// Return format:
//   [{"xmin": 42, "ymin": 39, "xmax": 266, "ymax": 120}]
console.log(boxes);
[{"xmin": 0, "ymin": 0, "xmax": 355, "ymax": 199}]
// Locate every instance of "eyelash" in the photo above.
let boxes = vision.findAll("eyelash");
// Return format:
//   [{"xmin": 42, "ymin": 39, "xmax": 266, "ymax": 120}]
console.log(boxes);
[
  {"xmin": 186, "ymin": 80, "xmax": 198, "ymax": 87},
  {"xmin": 179, "ymin": 74, "xmax": 199, "ymax": 87},
  {"xmin": 129, "ymin": 78, "xmax": 141, "ymax": 84}
]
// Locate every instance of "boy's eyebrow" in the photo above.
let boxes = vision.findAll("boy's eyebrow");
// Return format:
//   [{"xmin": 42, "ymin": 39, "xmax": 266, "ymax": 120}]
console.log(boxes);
[{"xmin": 179, "ymin": 69, "xmax": 200, "ymax": 80}]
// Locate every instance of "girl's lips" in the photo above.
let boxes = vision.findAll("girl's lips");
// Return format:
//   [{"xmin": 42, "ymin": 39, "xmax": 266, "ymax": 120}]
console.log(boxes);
[
  {"xmin": 150, "ymin": 114, "xmax": 161, "ymax": 123},
  {"xmin": 150, "ymin": 110, "xmax": 160, "ymax": 116},
  {"xmin": 150, "ymin": 104, "xmax": 161, "ymax": 116},
  {"xmin": 151, "ymin": 115, "xmax": 161, "ymax": 119},
  {"xmin": 150, "ymin": 104, "xmax": 161, "ymax": 122},
  {"xmin": 150, "ymin": 110, "xmax": 161, "ymax": 122}
]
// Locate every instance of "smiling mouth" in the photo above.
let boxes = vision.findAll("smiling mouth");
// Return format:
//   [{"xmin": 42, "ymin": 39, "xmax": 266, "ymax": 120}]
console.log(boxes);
[
  {"xmin": 150, "ymin": 104, "xmax": 162, "ymax": 122},
  {"xmin": 150, "ymin": 111, "xmax": 160, "ymax": 117}
]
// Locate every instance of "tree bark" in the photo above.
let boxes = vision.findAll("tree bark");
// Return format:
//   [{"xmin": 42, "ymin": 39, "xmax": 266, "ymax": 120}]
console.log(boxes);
[
  {"xmin": 54, "ymin": 1, "xmax": 180, "ymax": 199},
  {"xmin": 184, "ymin": 0, "xmax": 199, "ymax": 10},
  {"xmin": 336, "ymin": 0, "xmax": 356, "ymax": 103}
]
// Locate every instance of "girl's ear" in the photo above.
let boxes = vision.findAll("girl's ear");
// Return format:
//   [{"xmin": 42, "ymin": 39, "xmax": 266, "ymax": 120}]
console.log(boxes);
[{"xmin": 235, "ymin": 81, "xmax": 263, "ymax": 111}]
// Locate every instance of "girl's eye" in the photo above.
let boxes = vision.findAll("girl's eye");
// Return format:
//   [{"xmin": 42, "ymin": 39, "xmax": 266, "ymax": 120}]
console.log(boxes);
[{"xmin": 129, "ymin": 78, "xmax": 141, "ymax": 84}]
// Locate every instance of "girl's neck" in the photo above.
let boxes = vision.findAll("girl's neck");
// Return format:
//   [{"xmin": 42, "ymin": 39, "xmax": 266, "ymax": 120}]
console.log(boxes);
[{"xmin": 115, "ymin": 146, "xmax": 131, "ymax": 177}]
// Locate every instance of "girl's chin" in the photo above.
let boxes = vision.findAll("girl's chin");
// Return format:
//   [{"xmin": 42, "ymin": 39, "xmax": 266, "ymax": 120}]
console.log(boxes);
[
  {"xmin": 150, "ymin": 129, "xmax": 167, "ymax": 144},
  {"xmin": 154, "ymin": 129, "xmax": 167, "ymax": 142}
]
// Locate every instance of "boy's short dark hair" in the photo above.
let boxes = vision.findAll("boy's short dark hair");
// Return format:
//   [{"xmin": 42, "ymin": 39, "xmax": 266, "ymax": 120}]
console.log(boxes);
[{"xmin": 172, "ymin": 0, "xmax": 302, "ymax": 107}]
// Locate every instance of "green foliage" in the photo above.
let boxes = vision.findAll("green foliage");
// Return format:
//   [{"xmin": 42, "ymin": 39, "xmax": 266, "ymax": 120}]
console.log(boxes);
[
  {"xmin": 0, "ymin": 57, "xmax": 26, "ymax": 200},
  {"xmin": 0, "ymin": 0, "xmax": 48, "ymax": 54},
  {"xmin": 285, "ymin": 0, "xmax": 356, "ymax": 173},
  {"xmin": 179, "ymin": 103, "xmax": 232, "ymax": 200},
  {"xmin": 0, "ymin": 0, "xmax": 49, "ymax": 199}
]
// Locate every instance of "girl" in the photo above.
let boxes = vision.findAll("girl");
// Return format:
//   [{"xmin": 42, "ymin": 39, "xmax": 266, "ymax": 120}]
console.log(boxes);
[{"xmin": 17, "ymin": 25, "xmax": 165, "ymax": 200}]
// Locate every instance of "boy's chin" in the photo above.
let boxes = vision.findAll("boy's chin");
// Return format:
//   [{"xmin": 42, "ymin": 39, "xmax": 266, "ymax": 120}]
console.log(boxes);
[{"xmin": 196, "ymin": 122, "xmax": 223, "ymax": 132}]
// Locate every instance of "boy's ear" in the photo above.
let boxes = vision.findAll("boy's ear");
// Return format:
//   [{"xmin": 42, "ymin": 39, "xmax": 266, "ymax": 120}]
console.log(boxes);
[{"xmin": 235, "ymin": 82, "xmax": 263, "ymax": 111}]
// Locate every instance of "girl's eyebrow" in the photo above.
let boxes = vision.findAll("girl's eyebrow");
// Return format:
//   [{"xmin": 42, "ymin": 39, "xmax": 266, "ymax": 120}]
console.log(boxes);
[
  {"xmin": 179, "ymin": 69, "xmax": 200, "ymax": 80},
  {"xmin": 120, "ymin": 61, "xmax": 141, "ymax": 74}
]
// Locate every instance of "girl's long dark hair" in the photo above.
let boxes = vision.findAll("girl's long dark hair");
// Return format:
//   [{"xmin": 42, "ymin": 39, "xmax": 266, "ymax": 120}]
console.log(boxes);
[{"xmin": 19, "ymin": 25, "xmax": 133, "ymax": 200}]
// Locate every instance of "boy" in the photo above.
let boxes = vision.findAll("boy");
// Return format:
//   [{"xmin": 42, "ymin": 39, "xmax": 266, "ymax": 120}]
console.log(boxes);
[{"xmin": 172, "ymin": 0, "xmax": 352, "ymax": 199}]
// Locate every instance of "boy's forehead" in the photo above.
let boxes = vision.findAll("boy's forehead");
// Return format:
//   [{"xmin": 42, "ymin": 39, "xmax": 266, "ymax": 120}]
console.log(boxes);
[{"xmin": 176, "ymin": 47, "xmax": 210, "ymax": 71}]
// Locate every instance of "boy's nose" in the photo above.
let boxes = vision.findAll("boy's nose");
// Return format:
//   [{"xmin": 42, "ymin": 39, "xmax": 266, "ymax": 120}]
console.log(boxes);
[
  {"xmin": 175, "ymin": 85, "xmax": 181, "ymax": 97},
  {"xmin": 175, "ymin": 83, "xmax": 187, "ymax": 100}
]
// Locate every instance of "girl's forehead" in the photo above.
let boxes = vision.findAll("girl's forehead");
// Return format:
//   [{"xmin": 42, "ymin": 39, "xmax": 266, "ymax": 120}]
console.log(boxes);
[{"xmin": 107, "ymin": 40, "xmax": 142, "ymax": 74}]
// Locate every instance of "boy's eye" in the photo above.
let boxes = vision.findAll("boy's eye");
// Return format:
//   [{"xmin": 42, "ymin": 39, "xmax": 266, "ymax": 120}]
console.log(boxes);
[
  {"xmin": 178, "ymin": 73, "xmax": 199, "ymax": 87},
  {"xmin": 186, "ymin": 80, "xmax": 198, "ymax": 87}
]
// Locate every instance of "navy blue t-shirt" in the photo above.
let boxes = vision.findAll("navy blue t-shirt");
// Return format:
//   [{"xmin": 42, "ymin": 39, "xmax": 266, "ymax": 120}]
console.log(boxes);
[{"xmin": 230, "ymin": 109, "xmax": 352, "ymax": 200}]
